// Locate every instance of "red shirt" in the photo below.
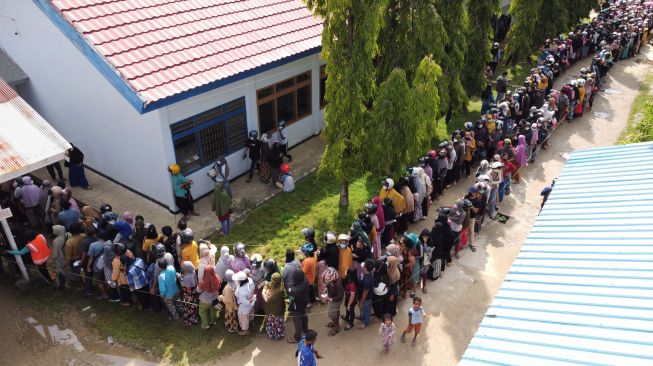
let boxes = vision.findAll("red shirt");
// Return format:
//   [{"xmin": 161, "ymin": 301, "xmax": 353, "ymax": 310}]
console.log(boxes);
[{"xmin": 502, "ymin": 160, "xmax": 516, "ymax": 176}]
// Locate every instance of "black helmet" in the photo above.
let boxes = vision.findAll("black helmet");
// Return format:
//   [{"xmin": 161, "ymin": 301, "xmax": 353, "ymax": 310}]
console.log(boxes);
[
  {"xmin": 248, "ymin": 130, "xmax": 259, "ymax": 139},
  {"xmin": 151, "ymin": 243, "xmax": 166, "ymax": 259},
  {"xmin": 102, "ymin": 212, "xmax": 118, "ymax": 222},
  {"xmin": 113, "ymin": 242, "xmax": 127, "ymax": 256},
  {"xmin": 436, "ymin": 207, "xmax": 451, "ymax": 215},
  {"xmin": 100, "ymin": 203, "xmax": 113, "ymax": 214},
  {"xmin": 179, "ymin": 228, "xmax": 194, "ymax": 244},
  {"xmin": 301, "ymin": 227, "xmax": 315, "ymax": 240},
  {"xmin": 364, "ymin": 203, "xmax": 378, "ymax": 214},
  {"xmin": 264, "ymin": 259, "xmax": 276, "ymax": 272}
]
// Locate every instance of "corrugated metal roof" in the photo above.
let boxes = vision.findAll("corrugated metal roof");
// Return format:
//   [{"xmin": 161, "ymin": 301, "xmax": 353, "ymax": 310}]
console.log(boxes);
[
  {"xmin": 460, "ymin": 141, "xmax": 653, "ymax": 366},
  {"xmin": 0, "ymin": 79, "xmax": 71, "ymax": 183},
  {"xmin": 44, "ymin": 0, "xmax": 323, "ymax": 109}
]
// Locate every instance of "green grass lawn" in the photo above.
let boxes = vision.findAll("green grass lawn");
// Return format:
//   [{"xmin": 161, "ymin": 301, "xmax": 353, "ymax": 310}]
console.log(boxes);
[
  {"xmin": 619, "ymin": 73, "xmax": 653, "ymax": 144},
  {"xmin": 211, "ymin": 101, "xmax": 481, "ymax": 258},
  {"xmin": 9, "ymin": 278, "xmax": 249, "ymax": 364}
]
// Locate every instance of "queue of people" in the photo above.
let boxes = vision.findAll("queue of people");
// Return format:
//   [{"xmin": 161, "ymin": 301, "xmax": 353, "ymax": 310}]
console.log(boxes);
[{"xmin": 0, "ymin": 2, "xmax": 651, "ymax": 365}]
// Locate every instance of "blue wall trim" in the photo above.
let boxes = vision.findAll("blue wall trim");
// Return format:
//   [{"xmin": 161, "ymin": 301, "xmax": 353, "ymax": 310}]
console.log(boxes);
[
  {"xmin": 32, "ymin": 0, "xmax": 322, "ymax": 115},
  {"xmin": 32, "ymin": 0, "xmax": 145, "ymax": 113},
  {"xmin": 141, "ymin": 46, "xmax": 322, "ymax": 113}
]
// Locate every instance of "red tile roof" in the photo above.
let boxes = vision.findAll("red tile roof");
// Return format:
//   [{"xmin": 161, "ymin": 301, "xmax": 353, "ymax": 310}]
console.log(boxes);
[{"xmin": 48, "ymin": 0, "xmax": 323, "ymax": 108}]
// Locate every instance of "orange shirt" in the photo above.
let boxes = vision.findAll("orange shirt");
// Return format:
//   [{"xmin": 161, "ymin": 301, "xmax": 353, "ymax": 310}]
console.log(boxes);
[{"xmin": 302, "ymin": 256, "xmax": 317, "ymax": 285}]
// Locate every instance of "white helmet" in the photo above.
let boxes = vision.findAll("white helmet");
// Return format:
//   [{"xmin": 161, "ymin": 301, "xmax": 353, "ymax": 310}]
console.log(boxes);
[
  {"xmin": 490, "ymin": 162, "xmax": 503, "ymax": 169},
  {"xmin": 477, "ymin": 174, "xmax": 491, "ymax": 183},
  {"xmin": 324, "ymin": 232, "xmax": 337, "ymax": 244},
  {"xmin": 570, "ymin": 80, "xmax": 578, "ymax": 87},
  {"xmin": 383, "ymin": 178, "xmax": 394, "ymax": 189},
  {"xmin": 337, "ymin": 234, "xmax": 350, "ymax": 242}
]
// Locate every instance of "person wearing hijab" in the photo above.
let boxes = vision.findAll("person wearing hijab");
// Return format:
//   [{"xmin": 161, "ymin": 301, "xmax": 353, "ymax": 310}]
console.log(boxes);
[
  {"xmin": 409, "ymin": 168, "xmax": 426, "ymax": 222},
  {"xmin": 211, "ymin": 182, "xmax": 233, "ymax": 235},
  {"xmin": 263, "ymin": 272, "xmax": 285, "ymax": 340},
  {"xmin": 431, "ymin": 213, "xmax": 454, "ymax": 277},
  {"xmin": 197, "ymin": 241, "xmax": 217, "ymax": 283},
  {"xmin": 397, "ymin": 177, "xmax": 414, "ymax": 232},
  {"xmin": 475, "ymin": 160, "xmax": 491, "ymax": 178},
  {"xmin": 219, "ymin": 269, "xmax": 240, "ymax": 333},
  {"xmin": 67, "ymin": 144, "xmax": 91, "ymax": 190},
  {"xmin": 379, "ymin": 179, "xmax": 405, "ymax": 237},
  {"xmin": 381, "ymin": 198, "xmax": 396, "ymax": 246},
  {"xmin": 234, "ymin": 271, "xmax": 255, "ymax": 335},
  {"xmin": 197, "ymin": 265, "xmax": 221, "ymax": 329},
  {"xmin": 351, "ymin": 235, "xmax": 371, "ymax": 279},
  {"xmin": 386, "ymin": 255, "xmax": 401, "ymax": 316},
  {"xmin": 398, "ymin": 235, "xmax": 416, "ymax": 299},
  {"xmin": 418, "ymin": 229, "xmax": 431, "ymax": 294},
  {"xmin": 513, "ymin": 135, "xmax": 527, "ymax": 183},
  {"xmin": 216, "ymin": 246, "xmax": 233, "ymax": 289},
  {"xmin": 372, "ymin": 196, "xmax": 385, "ymax": 242},
  {"xmin": 50, "ymin": 225, "xmax": 67, "ymax": 289},
  {"xmin": 287, "ymin": 267, "xmax": 310, "ymax": 343},
  {"xmin": 158, "ymin": 257, "xmax": 182, "ymax": 320},
  {"xmin": 122, "ymin": 254, "xmax": 150, "ymax": 310},
  {"xmin": 181, "ymin": 261, "xmax": 199, "ymax": 326},
  {"xmin": 322, "ymin": 267, "xmax": 343, "ymax": 336}
]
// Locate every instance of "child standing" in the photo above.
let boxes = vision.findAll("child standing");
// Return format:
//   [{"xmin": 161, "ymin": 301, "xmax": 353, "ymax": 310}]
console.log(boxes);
[
  {"xmin": 401, "ymin": 297, "xmax": 426, "ymax": 347},
  {"xmin": 378, "ymin": 313, "xmax": 396, "ymax": 353}
]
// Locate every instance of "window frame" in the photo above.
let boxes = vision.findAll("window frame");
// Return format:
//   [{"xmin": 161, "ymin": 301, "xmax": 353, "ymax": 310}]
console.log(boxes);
[
  {"xmin": 171, "ymin": 97, "xmax": 247, "ymax": 175},
  {"xmin": 256, "ymin": 71, "xmax": 312, "ymax": 133}
]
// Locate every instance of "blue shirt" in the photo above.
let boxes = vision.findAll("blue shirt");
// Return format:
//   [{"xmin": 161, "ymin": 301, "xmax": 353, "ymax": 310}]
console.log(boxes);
[
  {"xmin": 409, "ymin": 306, "xmax": 424, "ymax": 324},
  {"xmin": 127, "ymin": 258, "xmax": 148, "ymax": 290},
  {"xmin": 158, "ymin": 265, "xmax": 179, "ymax": 298},
  {"xmin": 297, "ymin": 340, "xmax": 316, "ymax": 366},
  {"xmin": 57, "ymin": 208, "xmax": 80, "ymax": 230},
  {"xmin": 172, "ymin": 173, "xmax": 188, "ymax": 198}
]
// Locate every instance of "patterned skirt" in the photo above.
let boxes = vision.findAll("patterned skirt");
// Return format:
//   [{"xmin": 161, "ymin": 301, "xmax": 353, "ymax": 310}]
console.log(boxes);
[
  {"xmin": 265, "ymin": 314, "xmax": 285, "ymax": 340},
  {"xmin": 225, "ymin": 310, "xmax": 240, "ymax": 333},
  {"xmin": 182, "ymin": 287, "xmax": 199, "ymax": 326},
  {"xmin": 260, "ymin": 162, "xmax": 272, "ymax": 183}
]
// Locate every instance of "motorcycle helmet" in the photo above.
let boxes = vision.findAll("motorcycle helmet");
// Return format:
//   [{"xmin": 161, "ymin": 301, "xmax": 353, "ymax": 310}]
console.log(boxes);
[
  {"xmin": 428, "ymin": 150, "xmax": 437, "ymax": 159},
  {"xmin": 100, "ymin": 203, "xmax": 113, "ymax": 214},
  {"xmin": 168, "ymin": 163, "xmax": 181, "ymax": 175},
  {"xmin": 323, "ymin": 231, "xmax": 337, "ymax": 244},
  {"xmin": 301, "ymin": 243, "xmax": 315, "ymax": 255},
  {"xmin": 179, "ymin": 228, "xmax": 194, "ymax": 244},
  {"xmin": 301, "ymin": 227, "xmax": 315, "ymax": 240},
  {"xmin": 264, "ymin": 258, "xmax": 277, "ymax": 272},
  {"xmin": 281, "ymin": 163, "xmax": 291, "ymax": 174},
  {"xmin": 151, "ymin": 243, "xmax": 166, "ymax": 259},
  {"xmin": 113, "ymin": 242, "xmax": 127, "ymax": 256},
  {"xmin": 251, "ymin": 253, "xmax": 263, "ymax": 268},
  {"xmin": 248, "ymin": 130, "xmax": 259, "ymax": 139}
]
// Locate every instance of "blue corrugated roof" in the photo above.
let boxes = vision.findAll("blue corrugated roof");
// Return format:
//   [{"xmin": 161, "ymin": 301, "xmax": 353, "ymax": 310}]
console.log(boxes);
[{"xmin": 460, "ymin": 141, "xmax": 653, "ymax": 366}]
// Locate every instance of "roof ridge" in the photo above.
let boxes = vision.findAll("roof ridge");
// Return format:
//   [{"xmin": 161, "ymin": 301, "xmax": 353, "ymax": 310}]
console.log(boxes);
[
  {"xmin": 79, "ymin": 0, "xmax": 288, "ymax": 36},
  {"xmin": 111, "ymin": 11, "xmax": 313, "ymax": 70},
  {"xmin": 133, "ymin": 24, "xmax": 321, "ymax": 92}
]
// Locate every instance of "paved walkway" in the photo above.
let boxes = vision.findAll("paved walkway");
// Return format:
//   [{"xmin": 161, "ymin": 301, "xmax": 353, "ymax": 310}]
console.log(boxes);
[{"xmin": 31, "ymin": 136, "xmax": 326, "ymax": 239}]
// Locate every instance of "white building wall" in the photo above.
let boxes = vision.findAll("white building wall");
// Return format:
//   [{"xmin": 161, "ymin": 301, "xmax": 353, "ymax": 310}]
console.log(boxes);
[
  {"xmin": 0, "ymin": 1, "xmax": 325, "ymax": 210},
  {"xmin": 0, "ymin": 0, "xmax": 173, "ymax": 208},
  {"xmin": 159, "ymin": 53, "xmax": 325, "ymax": 202}
]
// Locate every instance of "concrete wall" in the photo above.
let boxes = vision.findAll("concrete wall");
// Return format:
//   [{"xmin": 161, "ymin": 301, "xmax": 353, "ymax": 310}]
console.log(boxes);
[
  {"xmin": 0, "ymin": 1, "xmax": 324, "ymax": 210},
  {"xmin": 160, "ymin": 53, "xmax": 325, "ymax": 203}
]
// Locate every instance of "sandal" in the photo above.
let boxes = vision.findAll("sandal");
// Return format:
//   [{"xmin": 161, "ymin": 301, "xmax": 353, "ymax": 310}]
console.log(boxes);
[
  {"xmin": 422, "ymin": 288, "xmax": 427, "ymax": 294},
  {"xmin": 344, "ymin": 325, "xmax": 353, "ymax": 331},
  {"xmin": 287, "ymin": 337, "xmax": 299, "ymax": 344}
]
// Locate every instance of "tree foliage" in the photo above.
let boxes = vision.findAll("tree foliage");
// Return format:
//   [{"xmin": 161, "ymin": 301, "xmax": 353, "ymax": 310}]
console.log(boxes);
[
  {"xmin": 505, "ymin": 0, "xmax": 544, "ymax": 63},
  {"xmin": 462, "ymin": 0, "xmax": 499, "ymax": 97},
  {"xmin": 304, "ymin": 0, "xmax": 388, "ymax": 206},
  {"xmin": 376, "ymin": 0, "xmax": 447, "ymax": 112},
  {"xmin": 367, "ymin": 57, "xmax": 441, "ymax": 178},
  {"xmin": 505, "ymin": 0, "xmax": 599, "ymax": 63},
  {"xmin": 434, "ymin": 0, "xmax": 469, "ymax": 112}
]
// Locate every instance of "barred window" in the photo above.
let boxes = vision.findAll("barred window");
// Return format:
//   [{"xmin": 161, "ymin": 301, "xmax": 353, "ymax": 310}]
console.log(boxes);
[{"xmin": 171, "ymin": 97, "xmax": 247, "ymax": 174}]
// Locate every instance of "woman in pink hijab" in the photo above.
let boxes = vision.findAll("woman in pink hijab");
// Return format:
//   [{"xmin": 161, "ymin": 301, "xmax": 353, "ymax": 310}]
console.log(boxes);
[{"xmin": 513, "ymin": 135, "xmax": 528, "ymax": 184}]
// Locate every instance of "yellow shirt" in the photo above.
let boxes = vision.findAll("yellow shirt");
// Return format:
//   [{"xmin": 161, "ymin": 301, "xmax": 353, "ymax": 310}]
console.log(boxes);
[
  {"xmin": 180, "ymin": 241, "xmax": 199, "ymax": 269},
  {"xmin": 379, "ymin": 188, "xmax": 405, "ymax": 215}
]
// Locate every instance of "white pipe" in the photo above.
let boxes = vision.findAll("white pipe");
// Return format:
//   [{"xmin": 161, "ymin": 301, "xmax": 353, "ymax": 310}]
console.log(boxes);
[{"xmin": 1, "ymin": 217, "xmax": 30, "ymax": 281}]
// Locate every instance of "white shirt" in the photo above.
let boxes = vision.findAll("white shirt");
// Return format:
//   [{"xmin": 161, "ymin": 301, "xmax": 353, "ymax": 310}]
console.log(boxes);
[{"xmin": 235, "ymin": 280, "xmax": 255, "ymax": 314}]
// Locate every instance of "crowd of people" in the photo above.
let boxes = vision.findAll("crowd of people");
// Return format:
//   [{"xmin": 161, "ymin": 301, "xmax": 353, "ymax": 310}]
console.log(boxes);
[{"xmin": 1, "ymin": 1, "xmax": 652, "ymax": 364}]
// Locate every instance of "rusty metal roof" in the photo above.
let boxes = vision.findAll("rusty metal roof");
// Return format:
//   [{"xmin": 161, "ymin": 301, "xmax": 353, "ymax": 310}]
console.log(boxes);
[
  {"xmin": 0, "ymin": 79, "xmax": 71, "ymax": 183},
  {"xmin": 38, "ymin": 0, "xmax": 323, "ymax": 113}
]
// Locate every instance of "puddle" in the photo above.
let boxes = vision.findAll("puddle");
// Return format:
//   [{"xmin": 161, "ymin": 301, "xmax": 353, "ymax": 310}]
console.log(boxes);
[
  {"xmin": 594, "ymin": 111, "xmax": 610, "ymax": 119},
  {"xmin": 0, "ymin": 286, "xmax": 158, "ymax": 366}
]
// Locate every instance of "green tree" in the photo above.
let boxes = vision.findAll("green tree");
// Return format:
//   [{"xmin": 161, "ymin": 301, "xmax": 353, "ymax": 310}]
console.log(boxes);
[
  {"xmin": 434, "ymin": 0, "xmax": 469, "ymax": 112},
  {"xmin": 462, "ymin": 0, "xmax": 499, "ymax": 97},
  {"xmin": 304, "ymin": 0, "xmax": 388, "ymax": 206},
  {"xmin": 376, "ymin": 0, "xmax": 447, "ymax": 112},
  {"xmin": 367, "ymin": 57, "xmax": 441, "ymax": 177},
  {"xmin": 567, "ymin": 0, "xmax": 600, "ymax": 28},
  {"xmin": 505, "ymin": 0, "xmax": 543, "ymax": 63}
]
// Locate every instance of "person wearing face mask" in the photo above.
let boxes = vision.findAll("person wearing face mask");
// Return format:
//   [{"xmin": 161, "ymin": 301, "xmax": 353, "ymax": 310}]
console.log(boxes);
[{"xmin": 336, "ymin": 234, "xmax": 353, "ymax": 279}]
